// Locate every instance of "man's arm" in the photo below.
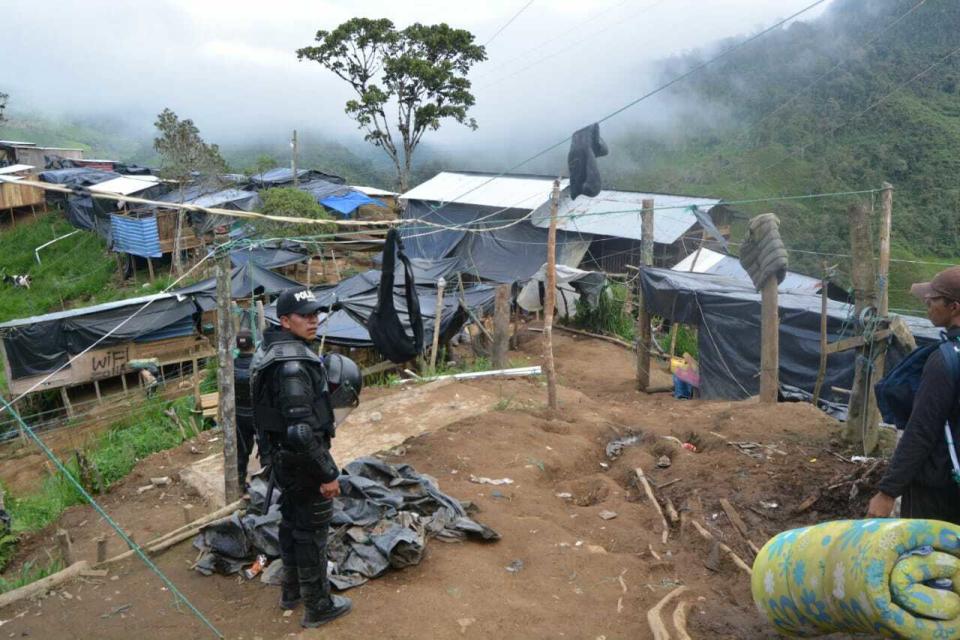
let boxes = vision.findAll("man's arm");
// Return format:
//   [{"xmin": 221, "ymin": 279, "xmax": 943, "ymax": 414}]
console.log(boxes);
[
  {"xmin": 877, "ymin": 352, "xmax": 955, "ymax": 497},
  {"xmin": 277, "ymin": 361, "xmax": 340, "ymax": 486}
]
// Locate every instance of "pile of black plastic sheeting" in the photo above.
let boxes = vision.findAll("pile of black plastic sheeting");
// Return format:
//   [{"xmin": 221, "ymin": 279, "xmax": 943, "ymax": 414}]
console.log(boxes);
[{"xmin": 192, "ymin": 457, "xmax": 499, "ymax": 589}]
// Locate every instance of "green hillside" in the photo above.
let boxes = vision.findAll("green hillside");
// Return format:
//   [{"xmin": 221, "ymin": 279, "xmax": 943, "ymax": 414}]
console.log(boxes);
[{"xmin": 606, "ymin": 0, "xmax": 959, "ymax": 313}]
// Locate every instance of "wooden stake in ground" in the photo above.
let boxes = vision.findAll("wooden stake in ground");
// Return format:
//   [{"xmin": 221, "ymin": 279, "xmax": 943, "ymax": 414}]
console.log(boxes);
[
  {"xmin": 291, "ymin": 129, "xmax": 299, "ymax": 187},
  {"xmin": 759, "ymin": 271, "xmax": 779, "ymax": 404},
  {"xmin": 215, "ymin": 227, "xmax": 241, "ymax": 503},
  {"xmin": 636, "ymin": 198, "xmax": 654, "ymax": 391},
  {"xmin": 635, "ymin": 466, "xmax": 669, "ymax": 544},
  {"xmin": 492, "ymin": 284, "xmax": 511, "ymax": 369},
  {"xmin": 542, "ymin": 179, "xmax": 561, "ymax": 410},
  {"xmin": 428, "ymin": 277, "xmax": 446, "ymax": 373},
  {"xmin": 646, "ymin": 585, "xmax": 689, "ymax": 640},
  {"xmin": 690, "ymin": 520, "xmax": 752, "ymax": 575},
  {"xmin": 56, "ymin": 529, "xmax": 73, "ymax": 566}
]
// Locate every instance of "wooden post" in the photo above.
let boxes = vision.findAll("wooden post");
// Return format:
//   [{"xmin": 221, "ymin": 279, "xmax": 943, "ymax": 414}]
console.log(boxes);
[
  {"xmin": 291, "ymin": 129, "xmax": 299, "ymax": 187},
  {"xmin": 492, "ymin": 284, "xmax": 511, "ymax": 369},
  {"xmin": 182, "ymin": 504, "xmax": 194, "ymax": 526},
  {"xmin": 636, "ymin": 199, "xmax": 654, "ymax": 391},
  {"xmin": 844, "ymin": 196, "xmax": 886, "ymax": 451},
  {"xmin": 759, "ymin": 274, "xmax": 780, "ymax": 403},
  {"xmin": 330, "ymin": 249, "xmax": 341, "ymax": 281},
  {"xmin": 60, "ymin": 387, "xmax": 74, "ymax": 419},
  {"xmin": 305, "ymin": 245, "xmax": 313, "ymax": 286},
  {"xmin": 428, "ymin": 277, "xmax": 446, "ymax": 373},
  {"xmin": 812, "ymin": 261, "xmax": 829, "ymax": 405},
  {"xmin": 146, "ymin": 257, "xmax": 155, "ymax": 282},
  {"xmin": 93, "ymin": 379, "xmax": 103, "ymax": 404},
  {"xmin": 56, "ymin": 529, "xmax": 73, "ymax": 566},
  {"xmin": 215, "ymin": 227, "xmax": 241, "ymax": 504},
  {"xmin": 96, "ymin": 536, "xmax": 108, "ymax": 564},
  {"xmin": 120, "ymin": 371, "xmax": 128, "ymax": 394},
  {"xmin": 256, "ymin": 301, "xmax": 266, "ymax": 337},
  {"xmin": 543, "ymin": 179, "xmax": 561, "ymax": 410},
  {"xmin": 877, "ymin": 183, "xmax": 894, "ymax": 318},
  {"xmin": 192, "ymin": 357, "xmax": 201, "ymax": 409}
]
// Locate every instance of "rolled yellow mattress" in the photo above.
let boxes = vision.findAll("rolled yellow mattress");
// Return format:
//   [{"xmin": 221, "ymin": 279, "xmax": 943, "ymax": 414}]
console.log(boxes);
[{"xmin": 752, "ymin": 519, "xmax": 960, "ymax": 639}]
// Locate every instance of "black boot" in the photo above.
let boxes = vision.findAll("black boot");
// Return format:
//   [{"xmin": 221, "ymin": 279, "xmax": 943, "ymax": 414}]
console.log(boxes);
[
  {"xmin": 279, "ymin": 566, "xmax": 301, "ymax": 610},
  {"xmin": 301, "ymin": 593, "xmax": 352, "ymax": 628}
]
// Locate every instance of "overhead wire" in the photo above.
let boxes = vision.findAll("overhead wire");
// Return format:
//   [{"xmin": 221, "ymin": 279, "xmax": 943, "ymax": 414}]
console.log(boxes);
[{"xmin": 482, "ymin": 0, "xmax": 536, "ymax": 47}]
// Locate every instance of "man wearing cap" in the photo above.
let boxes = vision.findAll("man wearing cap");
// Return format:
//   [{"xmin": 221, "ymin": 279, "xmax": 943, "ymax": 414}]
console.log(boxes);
[
  {"xmin": 249, "ymin": 287, "xmax": 352, "ymax": 627},
  {"xmin": 867, "ymin": 266, "xmax": 960, "ymax": 523}
]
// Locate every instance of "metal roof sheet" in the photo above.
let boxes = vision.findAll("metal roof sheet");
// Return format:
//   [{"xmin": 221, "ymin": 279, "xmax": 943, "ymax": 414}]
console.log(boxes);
[
  {"xmin": 0, "ymin": 164, "xmax": 35, "ymax": 175},
  {"xmin": 0, "ymin": 292, "xmax": 182, "ymax": 329},
  {"xmin": 531, "ymin": 189, "xmax": 719, "ymax": 245},
  {"xmin": 402, "ymin": 171, "xmax": 568, "ymax": 210},
  {"xmin": 351, "ymin": 185, "xmax": 397, "ymax": 197},
  {"xmin": 88, "ymin": 175, "xmax": 160, "ymax": 196}
]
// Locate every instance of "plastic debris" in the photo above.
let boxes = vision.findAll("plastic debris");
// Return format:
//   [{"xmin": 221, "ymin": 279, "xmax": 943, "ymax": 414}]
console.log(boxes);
[
  {"xmin": 506, "ymin": 559, "xmax": 524, "ymax": 573},
  {"xmin": 605, "ymin": 433, "xmax": 643, "ymax": 460},
  {"xmin": 469, "ymin": 475, "xmax": 514, "ymax": 486},
  {"xmin": 599, "ymin": 510, "xmax": 618, "ymax": 521}
]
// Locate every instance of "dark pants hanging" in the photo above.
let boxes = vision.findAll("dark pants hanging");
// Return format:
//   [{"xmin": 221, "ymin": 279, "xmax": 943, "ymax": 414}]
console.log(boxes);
[
  {"xmin": 901, "ymin": 484, "xmax": 960, "ymax": 524},
  {"xmin": 278, "ymin": 491, "xmax": 333, "ymax": 609}
]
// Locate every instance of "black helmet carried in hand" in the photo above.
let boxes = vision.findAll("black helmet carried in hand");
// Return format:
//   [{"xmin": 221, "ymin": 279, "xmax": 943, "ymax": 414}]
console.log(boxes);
[{"xmin": 324, "ymin": 353, "xmax": 362, "ymax": 423}]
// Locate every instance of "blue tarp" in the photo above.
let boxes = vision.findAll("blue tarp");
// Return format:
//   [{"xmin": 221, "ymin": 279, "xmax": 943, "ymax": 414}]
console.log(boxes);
[
  {"xmin": 110, "ymin": 215, "xmax": 161, "ymax": 258},
  {"xmin": 320, "ymin": 191, "xmax": 384, "ymax": 216}
]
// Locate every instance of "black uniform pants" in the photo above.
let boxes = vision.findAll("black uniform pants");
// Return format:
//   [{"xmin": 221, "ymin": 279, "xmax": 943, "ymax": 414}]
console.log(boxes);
[
  {"xmin": 236, "ymin": 412, "xmax": 256, "ymax": 483},
  {"xmin": 278, "ymin": 489, "xmax": 333, "ymax": 607},
  {"xmin": 901, "ymin": 483, "xmax": 960, "ymax": 525}
]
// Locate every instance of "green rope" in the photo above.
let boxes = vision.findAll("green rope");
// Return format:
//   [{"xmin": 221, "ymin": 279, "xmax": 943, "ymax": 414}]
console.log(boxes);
[{"xmin": 0, "ymin": 395, "xmax": 224, "ymax": 639}]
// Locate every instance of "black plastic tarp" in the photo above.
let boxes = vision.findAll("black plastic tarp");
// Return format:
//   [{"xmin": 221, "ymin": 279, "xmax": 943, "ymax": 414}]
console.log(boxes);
[
  {"xmin": 193, "ymin": 458, "xmax": 498, "ymax": 588},
  {"xmin": 264, "ymin": 282, "xmax": 496, "ymax": 350},
  {"xmin": 157, "ymin": 186, "xmax": 262, "ymax": 236},
  {"xmin": 38, "ymin": 168, "xmax": 120, "ymax": 189},
  {"xmin": 639, "ymin": 267, "xmax": 939, "ymax": 401},
  {"xmin": 230, "ymin": 246, "xmax": 306, "ymax": 270},
  {"xmin": 400, "ymin": 201, "xmax": 590, "ymax": 284},
  {"xmin": 175, "ymin": 262, "xmax": 303, "ymax": 308},
  {"xmin": 0, "ymin": 294, "xmax": 200, "ymax": 380},
  {"xmin": 317, "ymin": 257, "xmax": 464, "ymax": 308},
  {"xmin": 248, "ymin": 167, "xmax": 345, "ymax": 189}
]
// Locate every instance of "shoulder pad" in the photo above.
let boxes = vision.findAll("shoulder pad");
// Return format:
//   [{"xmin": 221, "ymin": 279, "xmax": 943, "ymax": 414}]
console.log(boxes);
[{"xmin": 280, "ymin": 360, "xmax": 308, "ymax": 376}]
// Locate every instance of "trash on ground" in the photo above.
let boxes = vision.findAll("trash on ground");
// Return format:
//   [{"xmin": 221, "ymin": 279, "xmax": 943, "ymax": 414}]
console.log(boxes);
[
  {"xmin": 469, "ymin": 475, "xmax": 514, "ymax": 486},
  {"xmin": 605, "ymin": 433, "xmax": 643, "ymax": 459},
  {"xmin": 506, "ymin": 559, "xmax": 524, "ymax": 573}
]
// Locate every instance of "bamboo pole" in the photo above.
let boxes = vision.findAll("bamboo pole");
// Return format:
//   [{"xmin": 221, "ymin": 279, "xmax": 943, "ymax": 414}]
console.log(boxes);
[{"xmin": 0, "ymin": 561, "xmax": 90, "ymax": 610}]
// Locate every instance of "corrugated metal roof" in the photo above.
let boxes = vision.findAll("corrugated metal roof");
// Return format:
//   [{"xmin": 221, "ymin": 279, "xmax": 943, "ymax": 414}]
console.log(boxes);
[
  {"xmin": 0, "ymin": 164, "xmax": 35, "ymax": 175},
  {"xmin": 531, "ymin": 190, "xmax": 719, "ymax": 245},
  {"xmin": 88, "ymin": 175, "xmax": 160, "ymax": 196},
  {"xmin": 402, "ymin": 171, "xmax": 568, "ymax": 210},
  {"xmin": 672, "ymin": 247, "xmax": 824, "ymax": 295}
]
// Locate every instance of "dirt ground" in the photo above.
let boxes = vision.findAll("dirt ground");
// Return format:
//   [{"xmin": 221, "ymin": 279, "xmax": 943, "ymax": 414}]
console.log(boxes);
[{"xmin": 0, "ymin": 331, "xmax": 888, "ymax": 639}]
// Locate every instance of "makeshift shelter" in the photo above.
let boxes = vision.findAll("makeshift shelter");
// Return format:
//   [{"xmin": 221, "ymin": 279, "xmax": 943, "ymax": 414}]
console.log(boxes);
[
  {"xmin": 296, "ymin": 179, "xmax": 385, "ymax": 218},
  {"xmin": 671, "ymin": 247, "xmax": 849, "ymax": 300},
  {"xmin": 400, "ymin": 171, "xmax": 590, "ymax": 283},
  {"xmin": 639, "ymin": 267, "xmax": 939, "ymax": 404},
  {"xmin": 0, "ymin": 293, "xmax": 213, "ymax": 403},
  {"xmin": 174, "ymin": 261, "xmax": 304, "ymax": 309},
  {"xmin": 157, "ymin": 186, "xmax": 262, "ymax": 238},
  {"xmin": 351, "ymin": 185, "xmax": 398, "ymax": 217},
  {"xmin": 0, "ymin": 165, "xmax": 45, "ymax": 218},
  {"xmin": 0, "ymin": 140, "xmax": 83, "ymax": 169},
  {"xmin": 530, "ymin": 189, "xmax": 731, "ymax": 273},
  {"xmin": 247, "ymin": 167, "xmax": 345, "ymax": 189}
]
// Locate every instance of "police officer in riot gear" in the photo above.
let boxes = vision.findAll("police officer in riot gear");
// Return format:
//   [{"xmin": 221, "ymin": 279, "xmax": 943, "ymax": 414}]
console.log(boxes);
[{"xmin": 250, "ymin": 287, "xmax": 357, "ymax": 627}]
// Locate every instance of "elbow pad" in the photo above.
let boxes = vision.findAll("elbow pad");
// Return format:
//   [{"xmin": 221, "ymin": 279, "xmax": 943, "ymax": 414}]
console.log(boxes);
[{"xmin": 286, "ymin": 423, "xmax": 314, "ymax": 451}]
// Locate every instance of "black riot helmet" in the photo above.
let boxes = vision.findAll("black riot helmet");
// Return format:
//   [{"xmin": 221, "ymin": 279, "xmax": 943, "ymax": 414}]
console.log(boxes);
[{"xmin": 323, "ymin": 353, "xmax": 362, "ymax": 423}]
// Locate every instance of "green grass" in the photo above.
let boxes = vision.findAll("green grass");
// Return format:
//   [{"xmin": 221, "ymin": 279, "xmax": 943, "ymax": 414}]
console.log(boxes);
[
  {"xmin": 570, "ymin": 283, "xmax": 634, "ymax": 343},
  {"xmin": 0, "ymin": 558, "xmax": 63, "ymax": 594},
  {"xmin": 0, "ymin": 395, "xmax": 205, "ymax": 570}
]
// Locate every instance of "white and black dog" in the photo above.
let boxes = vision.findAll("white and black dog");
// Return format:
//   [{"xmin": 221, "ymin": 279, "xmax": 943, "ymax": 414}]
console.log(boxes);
[{"xmin": 1, "ymin": 273, "xmax": 31, "ymax": 289}]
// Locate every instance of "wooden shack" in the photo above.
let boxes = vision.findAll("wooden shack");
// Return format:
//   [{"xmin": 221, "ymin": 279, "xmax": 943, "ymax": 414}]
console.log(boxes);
[
  {"xmin": 0, "ymin": 141, "xmax": 84, "ymax": 168},
  {"xmin": 0, "ymin": 165, "xmax": 46, "ymax": 222}
]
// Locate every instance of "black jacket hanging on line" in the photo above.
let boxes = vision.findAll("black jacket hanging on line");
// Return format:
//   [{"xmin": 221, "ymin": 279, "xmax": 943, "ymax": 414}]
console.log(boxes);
[
  {"xmin": 568, "ymin": 123, "xmax": 609, "ymax": 200},
  {"xmin": 366, "ymin": 228, "xmax": 424, "ymax": 363}
]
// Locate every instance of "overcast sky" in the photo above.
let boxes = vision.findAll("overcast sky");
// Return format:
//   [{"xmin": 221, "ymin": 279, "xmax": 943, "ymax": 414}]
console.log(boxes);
[{"xmin": 1, "ymin": 0, "xmax": 834, "ymax": 154}]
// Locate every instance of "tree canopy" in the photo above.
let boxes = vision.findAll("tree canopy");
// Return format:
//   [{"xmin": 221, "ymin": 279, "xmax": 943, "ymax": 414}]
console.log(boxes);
[
  {"xmin": 153, "ymin": 108, "xmax": 226, "ymax": 183},
  {"xmin": 297, "ymin": 18, "xmax": 486, "ymax": 192}
]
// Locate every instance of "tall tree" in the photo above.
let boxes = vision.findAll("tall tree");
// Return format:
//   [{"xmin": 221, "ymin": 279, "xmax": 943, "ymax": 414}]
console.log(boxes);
[
  {"xmin": 153, "ymin": 108, "xmax": 227, "ymax": 275},
  {"xmin": 0, "ymin": 91, "xmax": 8, "ymax": 124},
  {"xmin": 297, "ymin": 18, "xmax": 486, "ymax": 194}
]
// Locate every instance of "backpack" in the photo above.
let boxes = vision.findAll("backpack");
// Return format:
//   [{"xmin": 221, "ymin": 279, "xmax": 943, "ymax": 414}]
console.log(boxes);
[
  {"xmin": 874, "ymin": 335, "xmax": 960, "ymax": 430},
  {"xmin": 366, "ymin": 228, "xmax": 424, "ymax": 363}
]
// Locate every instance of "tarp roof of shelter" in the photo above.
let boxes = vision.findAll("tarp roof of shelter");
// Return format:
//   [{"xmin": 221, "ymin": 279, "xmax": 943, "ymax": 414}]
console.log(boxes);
[
  {"xmin": 531, "ymin": 189, "xmax": 720, "ymax": 245},
  {"xmin": 315, "ymin": 258, "xmax": 464, "ymax": 308},
  {"xmin": 639, "ymin": 267, "xmax": 939, "ymax": 401},
  {"xmin": 351, "ymin": 185, "xmax": 397, "ymax": 197},
  {"xmin": 249, "ymin": 167, "xmax": 346, "ymax": 188},
  {"xmin": 402, "ymin": 171, "xmax": 569, "ymax": 210},
  {"xmin": 88, "ymin": 175, "xmax": 161, "ymax": 196},
  {"xmin": 0, "ymin": 140, "xmax": 36, "ymax": 147},
  {"xmin": 0, "ymin": 164, "xmax": 35, "ymax": 174},
  {"xmin": 38, "ymin": 168, "xmax": 120, "ymax": 187},
  {"xmin": 188, "ymin": 188, "xmax": 260, "ymax": 209},
  {"xmin": 230, "ymin": 245, "xmax": 307, "ymax": 270},
  {"xmin": 174, "ymin": 261, "xmax": 303, "ymax": 303},
  {"xmin": 0, "ymin": 292, "xmax": 184, "ymax": 329},
  {"xmin": 673, "ymin": 247, "xmax": 828, "ymax": 296}
]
